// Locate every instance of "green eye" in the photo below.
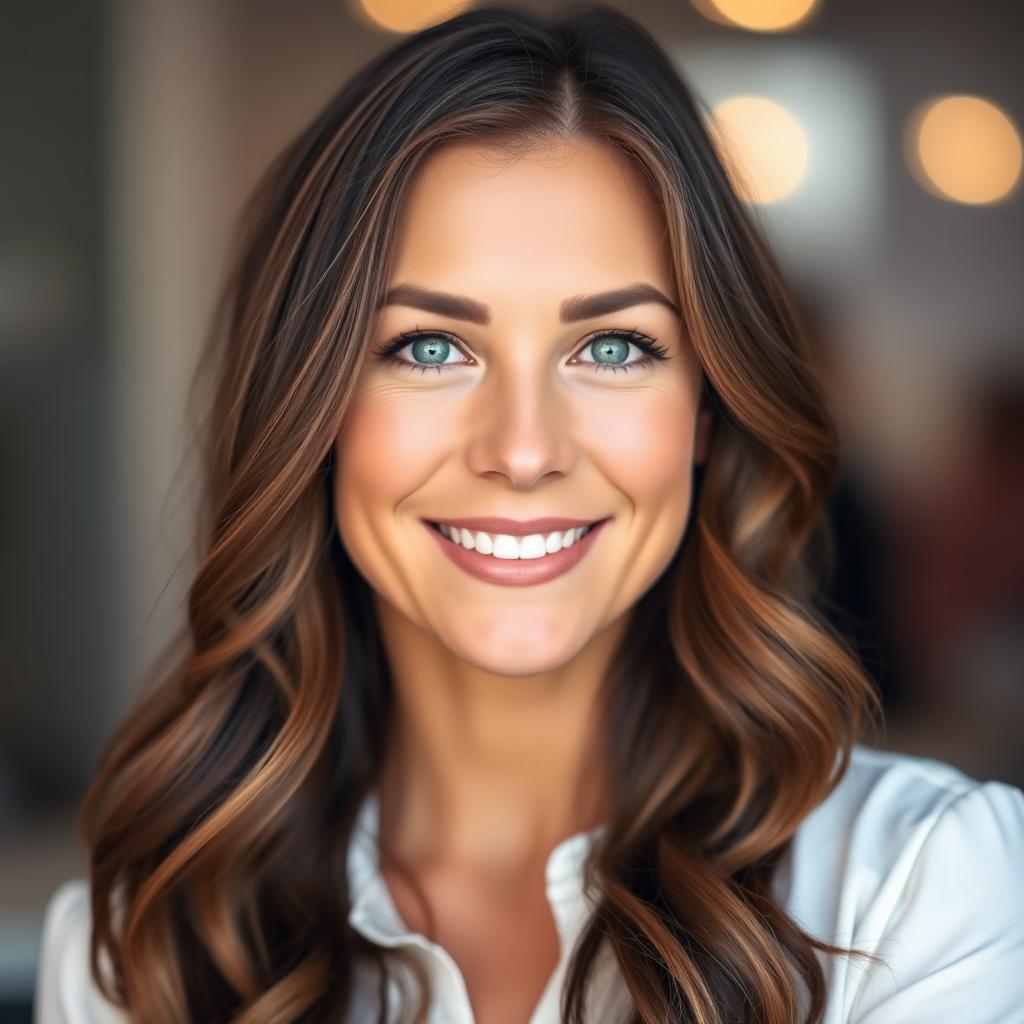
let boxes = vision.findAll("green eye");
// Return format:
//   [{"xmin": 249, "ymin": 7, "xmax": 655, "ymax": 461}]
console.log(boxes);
[
  {"xmin": 573, "ymin": 330, "xmax": 672, "ymax": 374},
  {"xmin": 408, "ymin": 334, "xmax": 459, "ymax": 367},
  {"xmin": 372, "ymin": 328, "xmax": 670, "ymax": 376},
  {"xmin": 583, "ymin": 335, "xmax": 632, "ymax": 368},
  {"xmin": 371, "ymin": 330, "xmax": 468, "ymax": 375}
]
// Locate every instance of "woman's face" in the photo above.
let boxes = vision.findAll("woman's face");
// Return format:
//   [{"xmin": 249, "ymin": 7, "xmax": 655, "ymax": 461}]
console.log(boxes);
[{"xmin": 333, "ymin": 137, "xmax": 711, "ymax": 676}]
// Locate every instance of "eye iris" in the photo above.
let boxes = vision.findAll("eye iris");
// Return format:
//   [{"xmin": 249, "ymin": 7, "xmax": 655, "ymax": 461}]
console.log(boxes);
[
  {"xmin": 410, "ymin": 335, "xmax": 450, "ymax": 364},
  {"xmin": 592, "ymin": 337, "xmax": 629, "ymax": 365}
]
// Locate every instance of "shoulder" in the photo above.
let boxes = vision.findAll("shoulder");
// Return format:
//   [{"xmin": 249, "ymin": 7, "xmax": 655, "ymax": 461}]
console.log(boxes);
[
  {"xmin": 797, "ymin": 744, "xmax": 1013, "ymax": 861},
  {"xmin": 780, "ymin": 745, "xmax": 1024, "ymax": 1021},
  {"xmin": 783, "ymin": 744, "xmax": 1024, "ymax": 926},
  {"xmin": 34, "ymin": 879, "xmax": 129, "ymax": 1024}
]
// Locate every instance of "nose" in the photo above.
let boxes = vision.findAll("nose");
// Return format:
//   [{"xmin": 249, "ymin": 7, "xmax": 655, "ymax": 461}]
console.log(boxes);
[{"xmin": 464, "ymin": 360, "xmax": 577, "ymax": 489}]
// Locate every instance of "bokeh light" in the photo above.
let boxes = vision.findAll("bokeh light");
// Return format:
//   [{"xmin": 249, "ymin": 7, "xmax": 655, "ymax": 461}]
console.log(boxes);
[
  {"xmin": 907, "ymin": 95, "xmax": 1022, "ymax": 205},
  {"xmin": 711, "ymin": 95, "xmax": 810, "ymax": 204},
  {"xmin": 356, "ymin": 0, "xmax": 472, "ymax": 33},
  {"xmin": 692, "ymin": 0, "xmax": 820, "ymax": 33}
]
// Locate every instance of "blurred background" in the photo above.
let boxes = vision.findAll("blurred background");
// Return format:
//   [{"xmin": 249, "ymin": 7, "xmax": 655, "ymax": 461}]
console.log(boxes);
[{"xmin": 1, "ymin": 0, "xmax": 1022, "ymax": 1017}]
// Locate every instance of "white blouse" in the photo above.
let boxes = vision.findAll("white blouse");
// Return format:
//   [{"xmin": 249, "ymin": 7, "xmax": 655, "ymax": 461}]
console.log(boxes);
[{"xmin": 34, "ymin": 745, "xmax": 1024, "ymax": 1023}]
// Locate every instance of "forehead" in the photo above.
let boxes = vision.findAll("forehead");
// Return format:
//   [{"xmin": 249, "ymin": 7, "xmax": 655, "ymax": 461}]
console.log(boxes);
[{"xmin": 387, "ymin": 137, "xmax": 675, "ymax": 305}]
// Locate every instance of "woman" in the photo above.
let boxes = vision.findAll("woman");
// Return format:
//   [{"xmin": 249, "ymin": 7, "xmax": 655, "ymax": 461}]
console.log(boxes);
[{"xmin": 34, "ymin": 3, "xmax": 1024, "ymax": 1022}]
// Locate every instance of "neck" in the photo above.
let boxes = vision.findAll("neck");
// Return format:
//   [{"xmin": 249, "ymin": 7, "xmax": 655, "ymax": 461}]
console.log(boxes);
[{"xmin": 372, "ymin": 596, "xmax": 623, "ymax": 877}]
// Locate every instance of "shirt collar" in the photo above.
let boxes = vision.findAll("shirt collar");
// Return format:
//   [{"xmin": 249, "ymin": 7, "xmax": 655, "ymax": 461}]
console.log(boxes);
[{"xmin": 346, "ymin": 786, "xmax": 609, "ymax": 945}]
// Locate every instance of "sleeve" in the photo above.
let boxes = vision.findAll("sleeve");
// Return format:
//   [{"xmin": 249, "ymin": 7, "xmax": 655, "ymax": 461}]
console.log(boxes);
[
  {"xmin": 849, "ymin": 780, "xmax": 1024, "ymax": 1023},
  {"xmin": 33, "ymin": 880, "xmax": 128, "ymax": 1024}
]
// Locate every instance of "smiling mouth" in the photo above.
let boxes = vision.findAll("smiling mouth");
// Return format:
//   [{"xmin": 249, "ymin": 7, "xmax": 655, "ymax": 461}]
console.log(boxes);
[
  {"xmin": 422, "ymin": 514, "xmax": 610, "ymax": 586},
  {"xmin": 426, "ymin": 518, "xmax": 609, "ymax": 560}
]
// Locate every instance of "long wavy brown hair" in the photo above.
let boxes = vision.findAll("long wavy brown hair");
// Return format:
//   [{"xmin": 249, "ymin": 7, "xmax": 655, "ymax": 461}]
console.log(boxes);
[{"xmin": 80, "ymin": 2, "xmax": 881, "ymax": 1021}]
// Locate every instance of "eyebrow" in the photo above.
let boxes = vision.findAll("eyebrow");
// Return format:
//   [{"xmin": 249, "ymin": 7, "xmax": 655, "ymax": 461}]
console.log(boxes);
[{"xmin": 379, "ymin": 282, "xmax": 680, "ymax": 324}]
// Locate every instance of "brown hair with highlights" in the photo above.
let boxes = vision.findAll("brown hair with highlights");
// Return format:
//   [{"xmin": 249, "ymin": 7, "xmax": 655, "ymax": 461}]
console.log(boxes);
[{"xmin": 81, "ymin": 3, "xmax": 880, "ymax": 1020}]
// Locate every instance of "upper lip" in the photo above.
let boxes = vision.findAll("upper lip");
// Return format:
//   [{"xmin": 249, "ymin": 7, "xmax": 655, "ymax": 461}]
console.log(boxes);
[{"xmin": 423, "ymin": 515, "xmax": 609, "ymax": 536}]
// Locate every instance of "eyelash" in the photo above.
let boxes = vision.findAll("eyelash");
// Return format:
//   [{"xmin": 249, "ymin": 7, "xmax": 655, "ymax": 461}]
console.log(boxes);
[{"xmin": 371, "ymin": 326, "xmax": 671, "ymax": 377}]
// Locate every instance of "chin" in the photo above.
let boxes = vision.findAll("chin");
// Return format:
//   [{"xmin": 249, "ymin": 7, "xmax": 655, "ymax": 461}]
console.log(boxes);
[{"xmin": 441, "ymin": 621, "xmax": 591, "ymax": 677}]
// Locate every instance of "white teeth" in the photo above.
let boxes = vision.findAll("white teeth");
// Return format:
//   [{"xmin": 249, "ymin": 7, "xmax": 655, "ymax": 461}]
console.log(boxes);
[
  {"xmin": 436, "ymin": 522, "xmax": 592, "ymax": 558},
  {"xmin": 493, "ymin": 534, "xmax": 525, "ymax": 559}
]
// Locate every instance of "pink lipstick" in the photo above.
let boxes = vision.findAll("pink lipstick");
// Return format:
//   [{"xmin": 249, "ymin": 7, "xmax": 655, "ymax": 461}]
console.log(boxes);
[{"xmin": 422, "ymin": 517, "xmax": 611, "ymax": 587}]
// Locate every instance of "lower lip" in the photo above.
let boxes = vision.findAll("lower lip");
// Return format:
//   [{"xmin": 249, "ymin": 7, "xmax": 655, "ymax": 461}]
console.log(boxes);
[{"xmin": 423, "ymin": 518, "xmax": 611, "ymax": 587}]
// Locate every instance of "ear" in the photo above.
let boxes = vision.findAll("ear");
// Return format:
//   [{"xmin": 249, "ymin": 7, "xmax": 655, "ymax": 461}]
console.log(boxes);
[{"xmin": 693, "ymin": 405, "xmax": 714, "ymax": 466}]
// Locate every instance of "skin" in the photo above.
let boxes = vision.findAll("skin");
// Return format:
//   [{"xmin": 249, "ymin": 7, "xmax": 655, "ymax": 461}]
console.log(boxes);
[{"xmin": 332, "ymin": 136, "xmax": 711, "ymax": 1018}]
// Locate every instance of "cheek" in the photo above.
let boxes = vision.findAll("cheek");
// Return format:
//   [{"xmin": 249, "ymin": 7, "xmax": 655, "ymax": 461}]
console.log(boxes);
[
  {"xmin": 334, "ymin": 389, "xmax": 458, "ymax": 509},
  {"xmin": 577, "ymin": 388, "xmax": 699, "ymax": 608},
  {"xmin": 332, "ymin": 389, "xmax": 469, "ymax": 585},
  {"xmin": 577, "ymin": 387, "xmax": 697, "ymax": 509},
  {"xmin": 331, "ymin": 391, "xmax": 439, "ymax": 595}
]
